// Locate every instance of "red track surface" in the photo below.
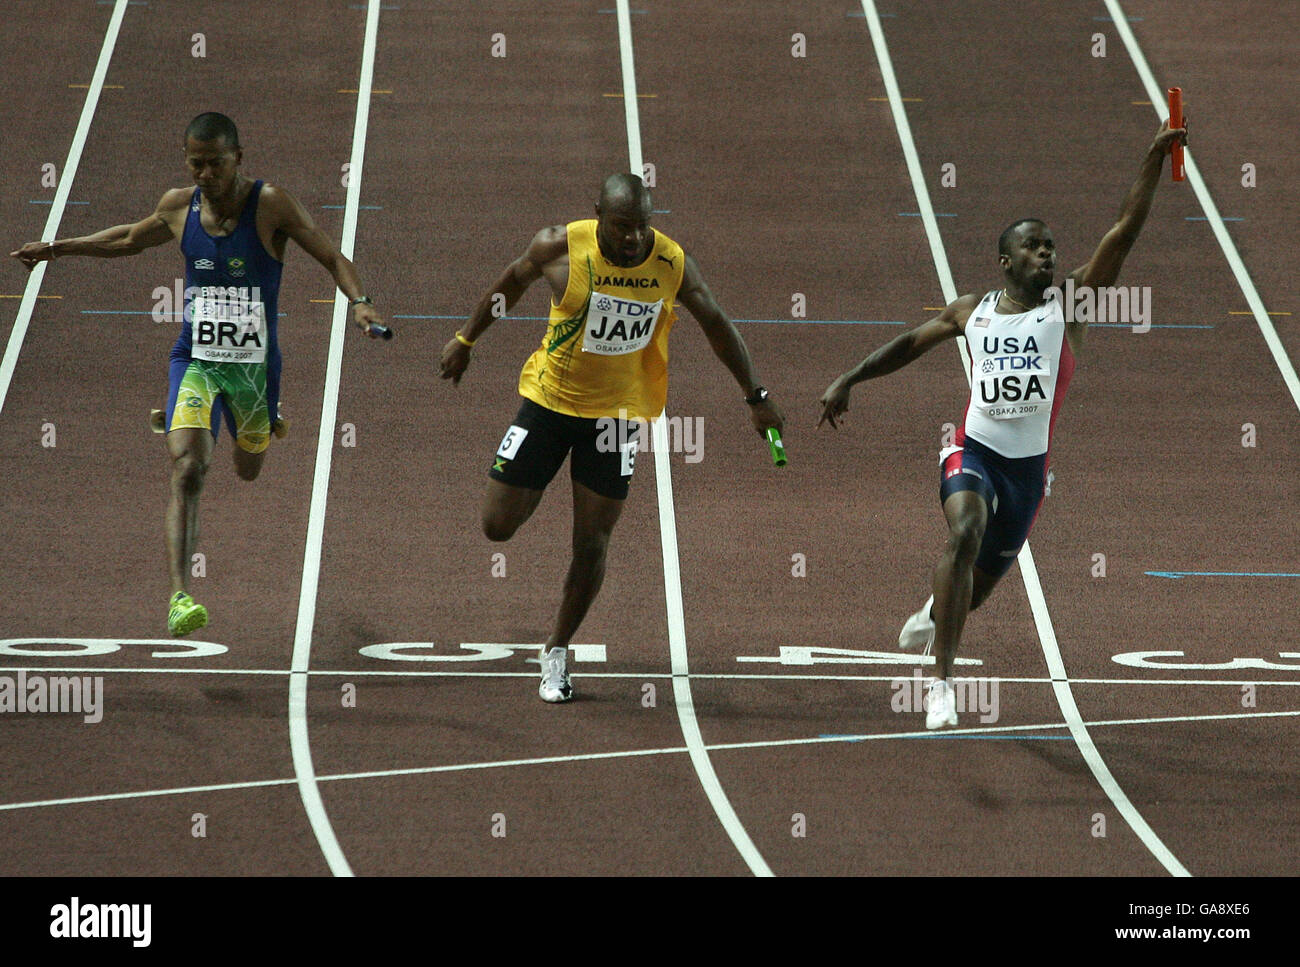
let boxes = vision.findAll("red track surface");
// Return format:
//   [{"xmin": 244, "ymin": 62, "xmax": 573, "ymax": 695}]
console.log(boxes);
[{"xmin": 1, "ymin": 0, "xmax": 1295, "ymax": 925}]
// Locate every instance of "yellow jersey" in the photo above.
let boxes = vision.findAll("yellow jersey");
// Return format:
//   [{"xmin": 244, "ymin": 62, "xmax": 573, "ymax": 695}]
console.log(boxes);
[{"xmin": 518, "ymin": 219, "xmax": 685, "ymax": 420}]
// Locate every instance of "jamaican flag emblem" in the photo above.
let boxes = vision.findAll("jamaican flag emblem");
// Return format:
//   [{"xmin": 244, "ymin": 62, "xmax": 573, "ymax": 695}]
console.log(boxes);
[{"xmin": 546, "ymin": 256, "xmax": 593, "ymax": 354}]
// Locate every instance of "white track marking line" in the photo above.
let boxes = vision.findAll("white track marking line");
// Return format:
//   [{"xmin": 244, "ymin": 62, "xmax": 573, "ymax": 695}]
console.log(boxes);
[
  {"xmin": 287, "ymin": 0, "xmax": 382, "ymax": 879},
  {"xmin": 613, "ymin": 0, "xmax": 771, "ymax": 877},
  {"xmin": 4, "ymin": 707, "xmax": 1292, "ymax": 814},
  {"xmin": 0, "ymin": 0, "xmax": 129, "ymax": 420},
  {"xmin": 5, "ymin": 665, "xmax": 1298, "ymax": 686},
  {"xmin": 1105, "ymin": 0, "xmax": 1300, "ymax": 413},
  {"xmin": 858, "ymin": 0, "xmax": 1189, "ymax": 877}
]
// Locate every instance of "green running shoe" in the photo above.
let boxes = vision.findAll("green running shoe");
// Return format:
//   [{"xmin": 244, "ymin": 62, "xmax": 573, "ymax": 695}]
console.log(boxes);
[{"xmin": 168, "ymin": 591, "xmax": 208, "ymax": 637}]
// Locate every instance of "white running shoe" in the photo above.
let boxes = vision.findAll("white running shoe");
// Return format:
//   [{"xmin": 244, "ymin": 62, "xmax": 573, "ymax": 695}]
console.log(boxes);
[
  {"xmin": 925, "ymin": 679, "xmax": 958, "ymax": 730},
  {"xmin": 538, "ymin": 646, "xmax": 573, "ymax": 703},
  {"xmin": 898, "ymin": 595, "xmax": 936, "ymax": 654}
]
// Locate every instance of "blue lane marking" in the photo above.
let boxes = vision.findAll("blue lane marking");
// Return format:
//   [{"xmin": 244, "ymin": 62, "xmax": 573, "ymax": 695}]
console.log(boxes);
[
  {"xmin": 386, "ymin": 316, "xmax": 1201, "ymax": 330},
  {"xmin": 392, "ymin": 314, "xmax": 909, "ymax": 326},
  {"xmin": 1187, "ymin": 216, "xmax": 1244, "ymax": 221},
  {"xmin": 391, "ymin": 314, "xmax": 548, "ymax": 321},
  {"xmin": 1147, "ymin": 570, "xmax": 1300, "ymax": 579},
  {"xmin": 652, "ymin": 210, "xmax": 671, "ymax": 214},
  {"xmin": 900, "ymin": 212, "xmax": 956, "ymax": 217},
  {"xmin": 81, "ymin": 310, "xmax": 288, "ymax": 317},
  {"xmin": 735, "ymin": 318, "xmax": 908, "ymax": 326},
  {"xmin": 322, "ymin": 204, "xmax": 383, "ymax": 210},
  {"xmin": 31, "ymin": 200, "xmax": 89, "ymax": 205},
  {"xmin": 1091, "ymin": 323, "xmax": 1214, "ymax": 329},
  {"xmin": 820, "ymin": 733, "xmax": 1073, "ymax": 741}
]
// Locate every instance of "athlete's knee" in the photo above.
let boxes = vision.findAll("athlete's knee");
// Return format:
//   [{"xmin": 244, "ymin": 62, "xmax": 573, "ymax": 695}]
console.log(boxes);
[
  {"xmin": 482, "ymin": 512, "xmax": 519, "ymax": 543},
  {"xmin": 572, "ymin": 528, "xmax": 613, "ymax": 565},
  {"xmin": 946, "ymin": 514, "xmax": 985, "ymax": 560},
  {"xmin": 233, "ymin": 453, "xmax": 263, "ymax": 482},
  {"xmin": 170, "ymin": 452, "xmax": 208, "ymax": 494}
]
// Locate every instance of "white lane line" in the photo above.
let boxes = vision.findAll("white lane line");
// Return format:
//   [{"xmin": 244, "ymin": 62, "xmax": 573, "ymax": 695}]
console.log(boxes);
[
  {"xmin": 287, "ymin": 0, "xmax": 383, "ymax": 879},
  {"xmin": 4, "ymin": 707, "xmax": 1292, "ymax": 815},
  {"xmin": 5, "ymin": 665, "xmax": 1299, "ymax": 686},
  {"xmin": 858, "ymin": 0, "xmax": 1189, "ymax": 877},
  {"xmin": 0, "ymin": 0, "xmax": 130, "ymax": 419},
  {"xmin": 613, "ymin": 0, "xmax": 772, "ymax": 877},
  {"xmin": 0, "ymin": 777, "xmax": 297, "ymax": 813},
  {"xmin": 1105, "ymin": 0, "xmax": 1300, "ymax": 413}
]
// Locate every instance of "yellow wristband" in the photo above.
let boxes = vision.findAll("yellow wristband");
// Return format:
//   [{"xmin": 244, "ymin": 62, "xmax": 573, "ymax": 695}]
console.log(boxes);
[{"xmin": 455, "ymin": 331, "xmax": 476, "ymax": 348}]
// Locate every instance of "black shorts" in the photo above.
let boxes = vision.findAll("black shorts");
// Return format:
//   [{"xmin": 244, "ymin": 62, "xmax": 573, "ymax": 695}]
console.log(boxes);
[
  {"xmin": 489, "ymin": 397, "xmax": 640, "ymax": 500},
  {"xmin": 938, "ymin": 436, "xmax": 1048, "ymax": 578}
]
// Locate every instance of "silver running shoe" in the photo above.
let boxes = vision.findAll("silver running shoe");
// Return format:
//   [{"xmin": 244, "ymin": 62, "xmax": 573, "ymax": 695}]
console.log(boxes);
[
  {"xmin": 898, "ymin": 595, "xmax": 936, "ymax": 654},
  {"xmin": 925, "ymin": 679, "xmax": 958, "ymax": 730},
  {"xmin": 538, "ymin": 647, "xmax": 573, "ymax": 703}
]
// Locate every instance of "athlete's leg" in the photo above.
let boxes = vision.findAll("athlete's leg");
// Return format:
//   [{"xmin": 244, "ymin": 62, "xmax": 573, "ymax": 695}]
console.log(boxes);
[
  {"xmin": 970, "ymin": 566, "xmax": 1001, "ymax": 612},
  {"xmin": 232, "ymin": 444, "xmax": 266, "ymax": 481},
  {"xmin": 482, "ymin": 479, "xmax": 545, "ymax": 541},
  {"xmin": 931, "ymin": 489, "xmax": 989, "ymax": 681},
  {"xmin": 544, "ymin": 481, "xmax": 624, "ymax": 651},
  {"xmin": 483, "ymin": 401, "xmax": 567, "ymax": 540},
  {"xmin": 166, "ymin": 426, "xmax": 214, "ymax": 596},
  {"xmin": 219, "ymin": 363, "xmax": 273, "ymax": 481}
]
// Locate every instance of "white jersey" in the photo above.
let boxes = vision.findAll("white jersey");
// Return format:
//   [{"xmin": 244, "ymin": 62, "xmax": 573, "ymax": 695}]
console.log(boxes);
[{"xmin": 957, "ymin": 289, "xmax": 1076, "ymax": 459}]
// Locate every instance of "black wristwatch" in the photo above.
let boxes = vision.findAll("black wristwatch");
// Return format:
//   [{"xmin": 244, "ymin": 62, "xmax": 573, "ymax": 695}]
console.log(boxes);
[
  {"xmin": 349, "ymin": 295, "xmax": 373, "ymax": 307},
  {"xmin": 745, "ymin": 386, "xmax": 770, "ymax": 406}
]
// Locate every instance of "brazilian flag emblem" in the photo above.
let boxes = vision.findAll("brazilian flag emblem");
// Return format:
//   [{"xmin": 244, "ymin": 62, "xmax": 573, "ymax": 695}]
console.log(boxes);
[{"xmin": 226, "ymin": 256, "xmax": 246, "ymax": 278}]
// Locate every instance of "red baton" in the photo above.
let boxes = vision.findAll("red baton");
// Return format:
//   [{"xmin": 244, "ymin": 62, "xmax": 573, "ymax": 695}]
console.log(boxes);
[{"xmin": 1168, "ymin": 87, "xmax": 1185, "ymax": 181}]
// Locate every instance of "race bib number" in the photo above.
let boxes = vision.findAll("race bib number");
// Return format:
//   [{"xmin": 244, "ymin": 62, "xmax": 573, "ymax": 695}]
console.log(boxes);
[
  {"xmin": 582, "ymin": 294, "xmax": 662, "ymax": 356},
  {"xmin": 620, "ymin": 438, "xmax": 638, "ymax": 477},
  {"xmin": 497, "ymin": 425, "xmax": 528, "ymax": 459},
  {"xmin": 190, "ymin": 287, "xmax": 267, "ymax": 363},
  {"xmin": 976, "ymin": 354, "xmax": 1052, "ymax": 420}
]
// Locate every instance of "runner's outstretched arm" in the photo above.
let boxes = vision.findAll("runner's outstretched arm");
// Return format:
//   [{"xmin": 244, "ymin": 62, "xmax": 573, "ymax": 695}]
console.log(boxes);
[
  {"xmin": 10, "ymin": 190, "xmax": 188, "ymax": 266},
  {"xmin": 676, "ymin": 253, "xmax": 784, "ymax": 436},
  {"xmin": 438, "ymin": 226, "xmax": 564, "ymax": 385},
  {"xmin": 1069, "ymin": 120, "xmax": 1187, "ymax": 291},
  {"xmin": 818, "ymin": 295, "xmax": 976, "ymax": 428},
  {"xmin": 260, "ymin": 184, "xmax": 387, "ymax": 337}
]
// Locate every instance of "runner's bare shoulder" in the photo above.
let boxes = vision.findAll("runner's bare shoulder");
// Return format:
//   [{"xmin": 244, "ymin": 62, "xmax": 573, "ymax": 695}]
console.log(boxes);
[
  {"xmin": 155, "ymin": 188, "xmax": 196, "ymax": 234},
  {"xmin": 252, "ymin": 183, "xmax": 310, "ymax": 223},
  {"xmin": 526, "ymin": 224, "xmax": 568, "ymax": 267},
  {"xmin": 945, "ymin": 293, "xmax": 983, "ymax": 332}
]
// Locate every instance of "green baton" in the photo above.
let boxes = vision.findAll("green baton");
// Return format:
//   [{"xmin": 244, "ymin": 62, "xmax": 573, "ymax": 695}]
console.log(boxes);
[{"xmin": 765, "ymin": 427, "xmax": 787, "ymax": 467}]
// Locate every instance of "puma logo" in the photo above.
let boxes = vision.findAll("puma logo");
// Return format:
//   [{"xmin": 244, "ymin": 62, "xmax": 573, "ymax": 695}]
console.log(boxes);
[{"xmin": 656, "ymin": 254, "xmax": 677, "ymax": 268}]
